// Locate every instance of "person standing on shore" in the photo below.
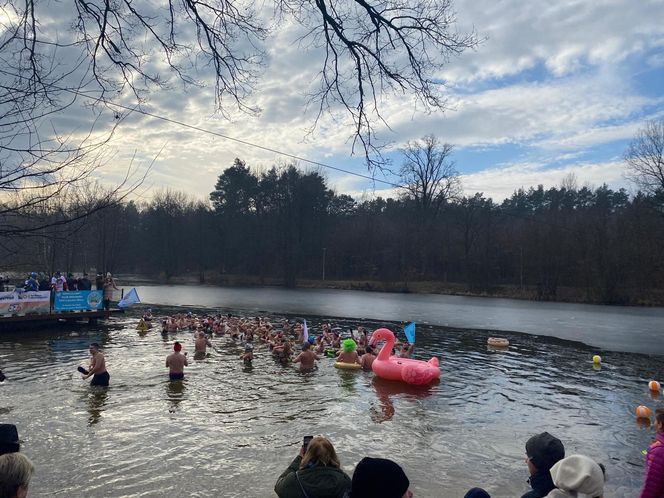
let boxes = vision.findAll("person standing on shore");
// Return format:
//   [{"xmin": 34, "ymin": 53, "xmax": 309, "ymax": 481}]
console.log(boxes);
[
  {"xmin": 640, "ymin": 408, "xmax": 664, "ymax": 498},
  {"xmin": 166, "ymin": 342, "xmax": 188, "ymax": 380},
  {"xmin": 81, "ymin": 343, "xmax": 110, "ymax": 387},
  {"xmin": 102, "ymin": 273, "xmax": 118, "ymax": 310}
]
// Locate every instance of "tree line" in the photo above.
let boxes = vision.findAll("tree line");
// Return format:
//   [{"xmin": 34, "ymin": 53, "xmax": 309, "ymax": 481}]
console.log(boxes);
[{"xmin": 2, "ymin": 143, "xmax": 664, "ymax": 305}]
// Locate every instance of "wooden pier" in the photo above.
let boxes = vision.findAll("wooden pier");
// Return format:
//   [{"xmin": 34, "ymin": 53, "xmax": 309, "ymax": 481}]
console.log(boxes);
[{"xmin": 0, "ymin": 309, "xmax": 124, "ymax": 331}]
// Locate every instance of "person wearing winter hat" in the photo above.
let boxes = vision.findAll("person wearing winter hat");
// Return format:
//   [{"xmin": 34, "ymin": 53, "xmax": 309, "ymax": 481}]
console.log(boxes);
[
  {"xmin": 350, "ymin": 457, "xmax": 412, "ymax": 498},
  {"xmin": 0, "ymin": 425, "xmax": 20, "ymax": 455},
  {"xmin": 545, "ymin": 454, "xmax": 605, "ymax": 498},
  {"xmin": 464, "ymin": 487, "xmax": 491, "ymax": 498},
  {"xmin": 522, "ymin": 432, "xmax": 565, "ymax": 498}
]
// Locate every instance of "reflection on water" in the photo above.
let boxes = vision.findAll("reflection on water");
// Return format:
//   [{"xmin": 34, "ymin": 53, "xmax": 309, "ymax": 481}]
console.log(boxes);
[
  {"xmin": 85, "ymin": 388, "xmax": 108, "ymax": 426},
  {"xmin": 166, "ymin": 379, "xmax": 186, "ymax": 413},
  {"xmin": 0, "ymin": 310, "xmax": 662, "ymax": 497}
]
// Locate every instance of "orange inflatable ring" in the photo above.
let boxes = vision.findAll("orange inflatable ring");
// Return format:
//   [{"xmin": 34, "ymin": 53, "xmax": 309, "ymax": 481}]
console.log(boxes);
[{"xmin": 487, "ymin": 337, "xmax": 509, "ymax": 347}]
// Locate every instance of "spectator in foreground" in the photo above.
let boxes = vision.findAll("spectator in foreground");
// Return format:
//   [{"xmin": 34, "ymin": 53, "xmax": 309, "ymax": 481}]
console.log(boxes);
[
  {"xmin": 545, "ymin": 454, "xmax": 605, "ymax": 498},
  {"xmin": 465, "ymin": 488, "xmax": 491, "ymax": 498},
  {"xmin": 0, "ymin": 452, "xmax": 34, "ymax": 498},
  {"xmin": 0, "ymin": 425, "xmax": 19, "ymax": 455},
  {"xmin": 274, "ymin": 436, "xmax": 351, "ymax": 498},
  {"xmin": 640, "ymin": 407, "xmax": 664, "ymax": 498},
  {"xmin": 350, "ymin": 457, "xmax": 412, "ymax": 498},
  {"xmin": 522, "ymin": 432, "xmax": 565, "ymax": 498}
]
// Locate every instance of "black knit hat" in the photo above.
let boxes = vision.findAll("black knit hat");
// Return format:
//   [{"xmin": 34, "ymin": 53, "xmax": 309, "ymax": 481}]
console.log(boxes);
[
  {"xmin": 0, "ymin": 424, "xmax": 20, "ymax": 454},
  {"xmin": 526, "ymin": 432, "xmax": 565, "ymax": 471},
  {"xmin": 464, "ymin": 488, "xmax": 491, "ymax": 498},
  {"xmin": 351, "ymin": 457, "xmax": 409, "ymax": 498}
]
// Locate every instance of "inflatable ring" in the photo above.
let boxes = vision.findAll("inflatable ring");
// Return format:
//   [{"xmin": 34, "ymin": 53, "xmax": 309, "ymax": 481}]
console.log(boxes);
[
  {"xmin": 334, "ymin": 362, "xmax": 361, "ymax": 370},
  {"xmin": 487, "ymin": 337, "xmax": 509, "ymax": 348}
]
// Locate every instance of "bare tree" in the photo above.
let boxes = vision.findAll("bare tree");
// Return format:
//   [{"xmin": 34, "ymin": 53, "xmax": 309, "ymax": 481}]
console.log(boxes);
[
  {"xmin": 624, "ymin": 119, "xmax": 664, "ymax": 195},
  {"xmin": 1, "ymin": 0, "xmax": 478, "ymax": 174},
  {"xmin": 399, "ymin": 135, "xmax": 461, "ymax": 217}
]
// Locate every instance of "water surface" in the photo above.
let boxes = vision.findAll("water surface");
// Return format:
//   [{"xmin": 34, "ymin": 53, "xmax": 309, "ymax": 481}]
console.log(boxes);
[{"xmin": 1, "ymin": 303, "xmax": 662, "ymax": 497}]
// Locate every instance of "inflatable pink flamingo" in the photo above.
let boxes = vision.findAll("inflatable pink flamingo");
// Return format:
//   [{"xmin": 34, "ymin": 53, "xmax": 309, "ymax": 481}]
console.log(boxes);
[{"xmin": 370, "ymin": 328, "xmax": 440, "ymax": 385}]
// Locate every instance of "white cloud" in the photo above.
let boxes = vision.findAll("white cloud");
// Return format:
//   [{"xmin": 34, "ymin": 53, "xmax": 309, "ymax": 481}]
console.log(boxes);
[{"xmin": 462, "ymin": 160, "xmax": 629, "ymax": 201}]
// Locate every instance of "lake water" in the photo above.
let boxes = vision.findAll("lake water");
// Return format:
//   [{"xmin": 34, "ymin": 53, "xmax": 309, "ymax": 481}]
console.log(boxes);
[{"xmin": 0, "ymin": 285, "xmax": 662, "ymax": 497}]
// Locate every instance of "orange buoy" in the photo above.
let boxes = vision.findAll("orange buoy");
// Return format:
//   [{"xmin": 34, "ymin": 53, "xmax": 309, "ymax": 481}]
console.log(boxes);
[
  {"xmin": 648, "ymin": 380, "xmax": 661, "ymax": 392},
  {"xmin": 636, "ymin": 405, "xmax": 652, "ymax": 419}
]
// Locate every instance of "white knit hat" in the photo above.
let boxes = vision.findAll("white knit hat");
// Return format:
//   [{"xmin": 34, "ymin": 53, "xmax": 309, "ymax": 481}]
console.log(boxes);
[{"xmin": 550, "ymin": 454, "xmax": 604, "ymax": 497}]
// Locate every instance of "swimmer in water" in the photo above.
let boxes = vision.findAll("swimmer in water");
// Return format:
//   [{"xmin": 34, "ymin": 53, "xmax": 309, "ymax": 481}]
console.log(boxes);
[
  {"xmin": 240, "ymin": 344, "xmax": 254, "ymax": 365},
  {"xmin": 293, "ymin": 342, "xmax": 320, "ymax": 372},
  {"xmin": 82, "ymin": 343, "xmax": 110, "ymax": 387},
  {"xmin": 336, "ymin": 339, "xmax": 361, "ymax": 365},
  {"xmin": 399, "ymin": 342, "xmax": 414, "ymax": 358},
  {"xmin": 360, "ymin": 345, "xmax": 376, "ymax": 371},
  {"xmin": 194, "ymin": 332, "xmax": 212, "ymax": 359},
  {"xmin": 166, "ymin": 341, "xmax": 188, "ymax": 380}
]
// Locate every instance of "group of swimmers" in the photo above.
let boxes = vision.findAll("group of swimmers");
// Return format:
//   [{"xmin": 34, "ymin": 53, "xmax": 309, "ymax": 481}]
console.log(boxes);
[{"xmin": 127, "ymin": 310, "xmax": 417, "ymax": 380}]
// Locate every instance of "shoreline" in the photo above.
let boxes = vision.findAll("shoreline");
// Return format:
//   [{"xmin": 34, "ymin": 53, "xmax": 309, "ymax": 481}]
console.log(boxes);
[{"xmin": 120, "ymin": 272, "xmax": 664, "ymax": 307}]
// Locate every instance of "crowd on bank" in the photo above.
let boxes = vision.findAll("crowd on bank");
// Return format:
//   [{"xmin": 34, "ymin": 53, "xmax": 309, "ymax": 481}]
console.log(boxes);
[
  {"xmin": 1, "ymin": 420, "xmax": 663, "ymax": 497},
  {"xmin": 0, "ymin": 271, "xmax": 120, "ymax": 311},
  {"xmin": 10, "ymin": 271, "xmax": 116, "ymax": 294}
]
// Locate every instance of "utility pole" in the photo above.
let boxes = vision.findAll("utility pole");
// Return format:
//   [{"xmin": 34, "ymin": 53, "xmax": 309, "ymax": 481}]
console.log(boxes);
[{"xmin": 322, "ymin": 247, "xmax": 326, "ymax": 281}]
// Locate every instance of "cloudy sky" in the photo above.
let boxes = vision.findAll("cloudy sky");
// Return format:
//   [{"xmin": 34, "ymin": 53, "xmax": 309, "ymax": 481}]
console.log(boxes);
[{"xmin": 12, "ymin": 0, "xmax": 664, "ymax": 203}]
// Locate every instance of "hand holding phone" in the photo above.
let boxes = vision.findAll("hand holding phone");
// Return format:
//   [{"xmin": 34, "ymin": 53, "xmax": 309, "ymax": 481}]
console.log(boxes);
[{"xmin": 302, "ymin": 435, "xmax": 313, "ymax": 455}]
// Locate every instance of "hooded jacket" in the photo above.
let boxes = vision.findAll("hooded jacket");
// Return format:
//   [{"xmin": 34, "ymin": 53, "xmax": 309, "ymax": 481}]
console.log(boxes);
[
  {"xmin": 544, "ymin": 455, "xmax": 604, "ymax": 498},
  {"xmin": 640, "ymin": 432, "xmax": 664, "ymax": 498},
  {"xmin": 275, "ymin": 455, "xmax": 351, "ymax": 498},
  {"xmin": 522, "ymin": 470, "xmax": 557, "ymax": 498}
]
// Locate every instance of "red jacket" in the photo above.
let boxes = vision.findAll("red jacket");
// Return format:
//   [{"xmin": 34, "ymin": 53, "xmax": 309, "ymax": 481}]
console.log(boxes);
[{"xmin": 640, "ymin": 432, "xmax": 664, "ymax": 498}]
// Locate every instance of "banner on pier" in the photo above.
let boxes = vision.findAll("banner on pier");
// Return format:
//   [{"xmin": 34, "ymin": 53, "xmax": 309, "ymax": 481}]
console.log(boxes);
[{"xmin": 0, "ymin": 290, "xmax": 51, "ymax": 316}]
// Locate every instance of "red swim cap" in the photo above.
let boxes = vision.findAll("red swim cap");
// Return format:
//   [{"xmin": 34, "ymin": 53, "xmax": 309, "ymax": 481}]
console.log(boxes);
[{"xmin": 174, "ymin": 342, "xmax": 182, "ymax": 352}]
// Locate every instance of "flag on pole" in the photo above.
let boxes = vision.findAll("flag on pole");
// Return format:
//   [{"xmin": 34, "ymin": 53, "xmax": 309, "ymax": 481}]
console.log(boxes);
[
  {"xmin": 404, "ymin": 322, "xmax": 416, "ymax": 343},
  {"xmin": 303, "ymin": 319, "xmax": 309, "ymax": 344},
  {"xmin": 118, "ymin": 288, "xmax": 141, "ymax": 308}
]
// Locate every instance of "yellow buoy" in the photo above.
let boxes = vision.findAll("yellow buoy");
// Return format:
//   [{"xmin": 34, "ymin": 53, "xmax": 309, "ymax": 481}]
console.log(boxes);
[
  {"xmin": 592, "ymin": 355, "xmax": 601, "ymax": 365},
  {"xmin": 648, "ymin": 380, "xmax": 661, "ymax": 392},
  {"xmin": 635, "ymin": 405, "xmax": 652, "ymax": 419}
]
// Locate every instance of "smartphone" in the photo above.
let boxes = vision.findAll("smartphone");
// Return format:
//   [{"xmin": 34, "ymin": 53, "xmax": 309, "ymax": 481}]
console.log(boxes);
[{"xmin": 302, "ymin": 435, "xmax": 313, "ymax": 453}]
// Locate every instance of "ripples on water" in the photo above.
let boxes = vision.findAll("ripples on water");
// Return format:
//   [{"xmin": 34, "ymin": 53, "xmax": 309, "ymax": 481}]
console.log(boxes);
[{"xmin": 0, "ymin": 308, "xmax": 663, "ymax": 498}]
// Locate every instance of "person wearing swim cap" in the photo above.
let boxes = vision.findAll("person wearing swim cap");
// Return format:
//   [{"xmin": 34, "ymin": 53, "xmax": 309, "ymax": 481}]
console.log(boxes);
[
  {"xmin": 166, "ymin": 342, "xmax": 188, "ymax": 380},
  {"xmin": 336, "ymin": 339, "xmax": 361, "ymax": 365}
]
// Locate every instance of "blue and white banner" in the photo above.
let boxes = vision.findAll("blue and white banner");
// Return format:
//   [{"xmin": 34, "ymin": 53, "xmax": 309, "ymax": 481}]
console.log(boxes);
[
  {"xmin": 0, "ymin": 290, "xmax": 50, "ymax": 316},
  {"xmin": 54, "ymin": 291, "xmax": 103, "ymax": 312}
]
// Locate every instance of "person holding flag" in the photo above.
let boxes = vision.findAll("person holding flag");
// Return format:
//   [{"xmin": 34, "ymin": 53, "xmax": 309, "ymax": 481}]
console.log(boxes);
[{"xmin": 400, "ymin": 322, "xmax": 416, "ymax": 358}]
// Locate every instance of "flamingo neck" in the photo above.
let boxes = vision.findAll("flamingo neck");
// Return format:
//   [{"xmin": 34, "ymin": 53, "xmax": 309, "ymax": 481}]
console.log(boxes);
[{"xmin": 376, "ymin": 336, "xmax": 394, "ymax": 360}]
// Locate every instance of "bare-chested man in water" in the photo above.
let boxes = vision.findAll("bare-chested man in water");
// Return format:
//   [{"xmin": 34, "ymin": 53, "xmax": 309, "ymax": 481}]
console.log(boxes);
[
  {"xmin": 166, "ymin": 341, "xmax": 188, "ymax": 380},
  {"xmin": 82, "ymin": 343, "xmax": 110, "ymax": 386},
  {"xmin": 293, "ymin": 343, "xmax": 320, "ymax": 372},
  {"xmin": 194, "ymin": 331, "xmax": 212, "ymax": 359},
  {"xmin": 359, "ymin": 345, "xmax": 377, "ymax": 371}
]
